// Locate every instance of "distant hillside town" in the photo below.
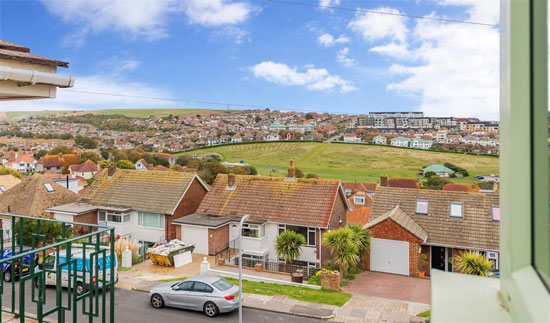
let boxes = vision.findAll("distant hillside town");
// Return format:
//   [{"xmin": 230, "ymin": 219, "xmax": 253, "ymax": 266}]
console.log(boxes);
[{"xmin": 0, "ymin": 109, "xmax": 499, "ymax": 156}]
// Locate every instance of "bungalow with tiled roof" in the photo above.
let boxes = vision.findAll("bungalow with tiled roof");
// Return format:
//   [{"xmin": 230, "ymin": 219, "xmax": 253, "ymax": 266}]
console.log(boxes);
[
  {"xmin": 69, "ymin": 159, "xmax": 99, "ymax": 179},
  {"xmin": 363, "ymin": 186, "xmax": 499, "ymax": 277},
  {"xmin": 134, "ymin": 158, "xmax": 153, "ymax": 170},
  {"xmin": 36, "ymin": 154, "xmax": 80, "ymax": 173},
  {"xmin": 172, "ymin": 162, "xmax": 349, "ymax": 267},
  {"xmin": 47, "ymin": 165, "xmax": 209, "ymax": 246}
]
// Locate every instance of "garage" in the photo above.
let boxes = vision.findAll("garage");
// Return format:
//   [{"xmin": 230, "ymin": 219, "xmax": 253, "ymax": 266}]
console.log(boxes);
[
  {"xmin": 370, "ymin": 238, "xmax": 409, "ymax": 276},
  {"xmin": 180, "ymin": 225, "xmax": 209, "ymax": 255}
]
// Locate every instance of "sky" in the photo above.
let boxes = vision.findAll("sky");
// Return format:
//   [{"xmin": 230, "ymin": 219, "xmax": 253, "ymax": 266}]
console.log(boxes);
[{"xmin": 0, "ymin": 0, "xmax": 499, "ymax": 120}]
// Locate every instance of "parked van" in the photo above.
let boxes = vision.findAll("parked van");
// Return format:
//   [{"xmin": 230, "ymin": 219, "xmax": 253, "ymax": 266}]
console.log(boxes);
[{"xmin": 36, "ymin": 246, "xmax": 118, "ymax": 295}]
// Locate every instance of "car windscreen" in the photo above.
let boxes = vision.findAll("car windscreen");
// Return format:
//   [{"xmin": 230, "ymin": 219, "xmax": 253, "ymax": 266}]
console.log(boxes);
[{"xmin": 212, "ymin": 279, "xmax": 233, "ymax": 291}]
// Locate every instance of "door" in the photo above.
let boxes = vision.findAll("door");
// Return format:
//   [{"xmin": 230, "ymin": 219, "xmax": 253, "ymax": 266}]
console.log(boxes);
[
  {"xmin": 187, "ymin": 282, "xmax": 213, "ymax": 310},
  {"xmin": 165, "ymin": 281, "xmax": 193, "ymax": 308},
  {"xmin": 431, "ymin": 246, "xmax": 445, "ymax": 271},
  {"xmin": 370, "ymin": 238, "xmax": 409, "ymax": 276},
  {"xmin": 43, "ymin": 255, "xmax": 56, "ymax": 286}
]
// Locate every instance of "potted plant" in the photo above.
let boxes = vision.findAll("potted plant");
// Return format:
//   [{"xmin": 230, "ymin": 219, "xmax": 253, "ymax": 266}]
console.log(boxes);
[{"xmin": 418, "ymin": 253, "xmax": 429, "ymax": 278}]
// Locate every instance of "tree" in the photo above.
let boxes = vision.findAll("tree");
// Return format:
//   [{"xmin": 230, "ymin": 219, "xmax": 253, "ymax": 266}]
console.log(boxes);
[
  {"xmin": 295, "ymin": 167, "xmax": 304, "ymax": 178},
  {"xmin": 35, "ymin": 150, "xmax": 48, "ymax": 159},
  {"xmin": 0, "ymin": 167, "xmax": 22, "ymax": 179},
  {"xmin": 100, "ymin": 149, "xmax": 110, "ymax": 160},
  {"xmin": 176, "ymin": 155, "xmax": 191, "ymax": 166},
  {"xmin": 15, "ymin": 218, "xmax": 72, "ymax": 246},
  {"xmin": 422, "ymin": 174, "xmax": 452, "ymax": 190},
  {"xmin": 116, "ymin": 159, "xmax": 135, "ymax": 169},
  {"xmin": 305, "ymin": 113, "xmax": 314, "ymax": 120},
  {"xmin": 80, "ymin": 152, "xmax": 100, "ymax": 163},
  {"xmin": 275, "ymin": 230, "xmax": 305, "ymax": 264},
  {"xmin": 347, "ymin": 224, "xmax": 372, "ymax": 256},
  {"xmin": 99, "ymin": 160, "xmax": 110, "ymax": 169},
  {"xmin": 306, "ymin": 173, "xmax": 319, "ymax": 179},
  {"xmin": 322, "ymin": 227, "xmax": 359, "ymax": 274},
  {"xmin": 454, "ymin": 251, "xmax": 494, "ymax": 277}
]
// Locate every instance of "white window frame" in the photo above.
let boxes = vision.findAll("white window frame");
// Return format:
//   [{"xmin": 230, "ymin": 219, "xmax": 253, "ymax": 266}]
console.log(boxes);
[
  {"xmin": 98, "ymin": 210, "xmax": 130, "ymax": 224},
  {"xmin": 242, "ymin": 223, "xmax": 264, "ymax": 239},
  {"xmin": 44, "ymin": 183, "xmax": 55, "ymax": 192},
  {"xmin": 354, "ymin": 196, "xmax": 365, "ymax": 205},
  {"xmin": 306, "ymin": 228, "xmax": 316, "ymax": 247},
  {"xmin": 491, "ymin": 206, "xmax": 500, "ymax": 222},
  {"xmin": 449, "ymin": 202, "xmax": 463, "ymax": 218},
  {"xmin": 138, "ymin": 212, "xmax": 165, "ymax": 230},
  {"xmin": 415, "ymin": 200, "xmax": 429, "ymax": 215}
]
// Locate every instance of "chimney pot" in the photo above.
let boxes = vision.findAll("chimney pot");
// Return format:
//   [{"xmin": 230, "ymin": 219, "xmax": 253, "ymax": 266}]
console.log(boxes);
[
  {"xmin": 108, "ymin": 162, "xmax": 116, "ymax": 177},
  {"xmin": 227, "ymin": 173, "xmax": 236, "ymax": 189},
  {"xmin": 287, "ymin": 160, "xmax": 296, "ymax": 178},
  {"xmin": 380, "ymin": 175, "xmax": 388, "ymax": 187}
]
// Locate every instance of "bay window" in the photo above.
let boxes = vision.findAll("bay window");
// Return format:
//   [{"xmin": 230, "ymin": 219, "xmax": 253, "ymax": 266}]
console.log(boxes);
[{"xmin": 242, "ymin": 223, "xmax": 264, "ymax": 238}]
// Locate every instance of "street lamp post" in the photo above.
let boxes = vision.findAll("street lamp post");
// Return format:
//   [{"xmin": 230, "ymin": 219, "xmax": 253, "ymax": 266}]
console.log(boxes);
[{"xmin": 238, "ymin": 214, "xmax": 249, "ymax": 323}]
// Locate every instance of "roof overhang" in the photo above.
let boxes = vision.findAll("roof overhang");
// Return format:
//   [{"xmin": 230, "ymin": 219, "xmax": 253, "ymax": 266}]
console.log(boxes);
[{"xmin": 0, "ymin": 66, "xmax": 74, "ymax": 101}]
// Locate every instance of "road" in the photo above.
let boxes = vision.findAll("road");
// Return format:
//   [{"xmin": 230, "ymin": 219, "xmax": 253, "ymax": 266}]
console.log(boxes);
[{"xmin": 1, "ymin": 281, "xmax": 320, "ymax": 322}]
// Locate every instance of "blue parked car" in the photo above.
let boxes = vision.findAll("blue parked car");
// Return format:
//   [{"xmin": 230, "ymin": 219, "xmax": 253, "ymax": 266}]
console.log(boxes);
[
  {"xmin": 475, "ymin": 175, "xmax": 484, "ymax": 180},
  {"xmin": 1, "ymin": 247, "xmax": 39, "ymax": 282}
]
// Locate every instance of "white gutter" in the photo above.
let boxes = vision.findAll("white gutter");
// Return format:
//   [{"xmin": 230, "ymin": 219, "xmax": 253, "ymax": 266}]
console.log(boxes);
[{"xmin": 0, "ymin": 66, "xmax": 74, "ymax": 88}]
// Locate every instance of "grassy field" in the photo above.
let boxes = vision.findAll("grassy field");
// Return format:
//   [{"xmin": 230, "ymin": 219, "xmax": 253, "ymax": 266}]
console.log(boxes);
[
  {"xmin": 3, "ymin": 108, "xmax": 236, "ymax": 120},
  {"xmin": 180, "ymin": 142, "xmax": 499, "ymax": 183}
]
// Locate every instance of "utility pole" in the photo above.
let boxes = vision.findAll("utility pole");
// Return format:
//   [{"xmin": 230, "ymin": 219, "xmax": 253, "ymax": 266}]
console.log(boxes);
[{"xmin": 238, "ymin": 214, "xmax": 249, "ymax": 323}]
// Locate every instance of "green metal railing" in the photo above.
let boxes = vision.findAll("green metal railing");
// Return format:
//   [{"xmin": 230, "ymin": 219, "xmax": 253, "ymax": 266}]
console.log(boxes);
[{"xmin": 0, "ymin": 213, "xmax": 116, "ymax": 322}]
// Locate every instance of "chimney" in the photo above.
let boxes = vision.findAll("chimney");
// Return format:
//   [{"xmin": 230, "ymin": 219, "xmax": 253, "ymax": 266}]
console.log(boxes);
[
  {"xmin": 108, "ymin": 162, "xmax": 116, "ymax": 177},
  {"xmin": 227, "ymin": 173, "xmax": 236, "ymax": 189},
  {"xmin": 287, "ymin": 160, "xmax": 296, "ymax": 178},
  {"xmin": 380, "ymin": 175, "xmax": 388, "ymax": 187}
]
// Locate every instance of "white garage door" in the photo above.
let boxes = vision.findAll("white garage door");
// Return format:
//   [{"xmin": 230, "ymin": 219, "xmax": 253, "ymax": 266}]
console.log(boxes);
[
  {"xmin": 370, "ymin": 238, "xmax": 409, "ymax": 276},
  {"xmin": 181, "ymin": 226, "xmax": 209, "ymax": 255}
]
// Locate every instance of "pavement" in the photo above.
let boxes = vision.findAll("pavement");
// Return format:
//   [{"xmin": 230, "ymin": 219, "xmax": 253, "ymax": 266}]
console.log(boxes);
[
  {"xmin": 342, "ymin": 271, "xmax": 431, "ymax": 305},
  {"xmin": 332, "ymin": 295, "xmax": 430, "ymax": 323}
]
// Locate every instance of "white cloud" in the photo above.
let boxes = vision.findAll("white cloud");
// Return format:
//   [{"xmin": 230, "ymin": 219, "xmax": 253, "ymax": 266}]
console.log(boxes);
[
  {"xmin": 348, "ymin": 7, "xmax": 408, "ymax": 42},
  {"xmin": 376, "ymin": 3, "xmax": 499, "ymax": 119},
  {"xmin": 40, "ymin": 0, "xmax": 253, "ymax": 43},
  {"xmin": 251, "ymin": 61, "xmax": 357, "ymax": 93},
  {"xmin": 96, "ymin": 57, "xmax": 140, "ymax": 76},
  {"xmin": 319, "ymin": 0, "xmax": 341, "ymax": 8},
  {"xmin": 336, "ymin": 47, "xmax": 356, "ymax": 67},
  {"xmin": 0, "ymin": 75, "xmax": 176, "ymax": 111},
  {"xmin": 318, "ymin": 33, "xmax": 350, "ymax": 47},
  {"xmin": 182, "ymin": 0, "xmax": 253, "ymax": 27}
]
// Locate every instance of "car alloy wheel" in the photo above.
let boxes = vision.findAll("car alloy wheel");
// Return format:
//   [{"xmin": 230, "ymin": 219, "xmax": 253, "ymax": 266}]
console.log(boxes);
[
  {"xmin": 3, "ymin": 271, "xmax": 11, "ymax": 282},
  {"xmin": 203, "ymin": 302, "xmax": 219, "ymax": 317},
  {"xmin": 76, "ymin": 282, "xmax": 85, "ymax": 296},
  {"xmin": 150, "ymin": 294, "xmax": 164, "ymax": 309}
]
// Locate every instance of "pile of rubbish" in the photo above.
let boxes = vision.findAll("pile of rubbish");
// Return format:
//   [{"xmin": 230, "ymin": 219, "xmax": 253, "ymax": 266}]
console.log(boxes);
[{"xmin": 147, "ymin": 239, "xmax": 195, "ymax": 266}]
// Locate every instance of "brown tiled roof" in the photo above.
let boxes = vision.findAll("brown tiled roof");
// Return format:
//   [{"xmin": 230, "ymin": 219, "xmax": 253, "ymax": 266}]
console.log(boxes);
[
  {"xmin": 343, "ymin": 182, "xmax": 377, "ymax": 193},
  {"xmin": 369, "ymin": 187, "xmax": 499, "ymax": 250},
  {"xmin": 152, "ymin": 165, "xmax": 169, "ymax": 171},
  {"xmin": 196, "ymin": 174, "xmax": 346, "ymax": 228},
  {"xmin": 347, "ymin": 207, "xmax": 371, "ymax": 226},
  {"xmin": 0, "ymin": 174, "xmax": 21, "ymax": 193},
  {"xmin": 0, "ymin": 174, "xmax": 80, "ymax": 217},
  {"xmin": 0, "ymin": 39, "xmax": 68, "ymax": 67},
  {"xmin": 387, "ymin": 178, "xmax": 420, "ymax": 189},
  {"xmin": 73, "ymin": 160, "xmax": 98, "ymax": 173},
  {"xmin": 365, "ymin": 205, "xmax": 428, "ymax": 241},
  {"xmin": 346, "ymin": 192, "xmax": 373, "ymax": 211},
  {"xmin": 442, "ymin": 183, "xmax": 480, "ymax": 193},
  {"xmin": 82, "ymin": 169, "xmax": 202, "ymax": 214},
  {"xmin": 39, "ymin": 154, "xmax": 80, "ymax": 168}
]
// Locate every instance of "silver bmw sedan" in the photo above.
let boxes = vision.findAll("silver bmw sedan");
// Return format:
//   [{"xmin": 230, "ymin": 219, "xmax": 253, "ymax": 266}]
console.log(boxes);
[{"xmin": 149, "ymin": 276, "xmax": 241, "ymax": 317}]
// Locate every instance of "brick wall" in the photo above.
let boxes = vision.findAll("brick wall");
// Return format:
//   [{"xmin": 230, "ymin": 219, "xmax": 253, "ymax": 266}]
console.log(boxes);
[
  {"xmin": 321, "ymin": 191, "xmax": 347, "ymax": 265},
  {"xmin": 420, "ymin": 245, "xmax": 431, "ymax": 276},
  {"xmin": 364, "ymin": 218, "xmax": 423, "ymax": 276},
  {"xmin": 166, "ymin": 178, "xmax": 208, "ymax": 240},
  {"xmin": 208, "ymin": 224, "xmax": 229, "ymax": 256},
  {"xmin": 73, "ymin": 210, "xmax": 98, "ymax": 234}
]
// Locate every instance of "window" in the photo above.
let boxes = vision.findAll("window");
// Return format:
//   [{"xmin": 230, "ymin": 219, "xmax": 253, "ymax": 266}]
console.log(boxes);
[
  {"xmin": 43, "ymin": 255, "xmax": 55, "ymax": 270},
  {"xmin": 212, "ymin": 279, "xmax": 233, "ymax": 291},
  {"xmin": 0, "ymin": 185, "xmax": 5, "ymax": 192},
  {"xmin": 354, "ymin": 196, "xmax": 365, "ymax": 205},
  {"xmin": 242, "ymin": 223, "xmax": 264, "ymax": 238},
  {"xmin": 99, "ymin": 210, "xmax": 129, "ymax": 223},
  {"xmin": 286, "ymin": 225, "xmax": 316, "ymax": 247},
  {"xmin": 345, "ymin": 189, "xmax": 352, "ymax": 196},
  {"xmin": 491, "ymin": 206, "xmax": 500, "ymax": 221},
  {"xmin": 138, "ymin": 212, "xmax": 165, "ymax": 229},
  {"xmin": 192, "ymin": 282, "xmax": 213, "ymax": 293},
  {"xmin": 177, "ymin": 281, "xmax": 194, "ymax": 291},
  {"xmin": 415, "ymin": 200, "xmax": 429, "ymax": 215},
  {"xmin": 44, "ymin": 183, "xmax": 55, "ymax": 192},
  {"xmin": 450, "ymin": 202, "xmax": 463, "ymax": 218},
  {"xmin": 278, "ymin": 224, "xmax": 286, "ymax": 235},
  {"xmin": 486, "ymin": 251, "xmax": 499, "ymax": 270}
]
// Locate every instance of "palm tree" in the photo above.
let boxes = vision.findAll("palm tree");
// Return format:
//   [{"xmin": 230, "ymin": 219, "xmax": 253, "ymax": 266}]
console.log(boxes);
[
  {"xmin": 454, "ymin": 251, "xmax": 494, "ymax": 277},
  {"xmin": 347, "ymin": 224, "xmax": 372, "ymax": 256},
  {"xmin": 322, "ymin": 227, "xmax": 359, "ymax": 274},
  {"xmin": 275, "ymin": 230, "xmax": 305, "ymax": 264}
]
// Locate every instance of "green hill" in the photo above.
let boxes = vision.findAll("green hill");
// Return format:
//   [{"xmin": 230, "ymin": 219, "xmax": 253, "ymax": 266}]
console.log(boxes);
[{"xmin": 180, "ymin": 142, "xmax": 499, "ymax": 183}]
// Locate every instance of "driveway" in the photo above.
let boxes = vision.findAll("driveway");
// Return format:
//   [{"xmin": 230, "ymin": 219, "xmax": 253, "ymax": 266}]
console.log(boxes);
[{"xmin": 343, "ymin": 271, "xmax": 430, "ymax": 304}]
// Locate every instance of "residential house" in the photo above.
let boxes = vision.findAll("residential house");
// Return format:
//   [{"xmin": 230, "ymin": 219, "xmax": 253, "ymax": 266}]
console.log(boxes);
[
  {"xmin": 231, "ymin": 135, "xmax": 242, "ymax": 143},
  {"xmin": 423, "ymin": 164, "xmax": 455, "ymax": 177},
  {"xmin": 266, "ymin": 133, "xmax": 280, "ymax": 141},
  {"xmin": 47, "ymin": 167, "xmax": 209, "ymax": 246},
  {"xmin": 4, "ymin": 154, "xmax": 36, "ymax": 173},
  {"xmin": 410, "ymin": 139, "xmax": 433, "ymax": 150},
  {"xmin": 69, "ymin": 159, "xmax": 99, "ymax": 179},
  {"xmin": 380, "ymin": 176, "xmax": 421, "ymax": 189},
  {"xmin": 134, "ymin": 158, "xmax": 153, "ymax": 170},
  {"xmin": 391, "ymin": 136, "xmax": 411, "ymax": 147},
  {"xmin": 0, "ymin": 174, "xmax": 21, "ymax": 194},
  {"xmin": 373, "ymin": 135, "xmax": 387, "ymax": 145},
  {"xmin": 44, "ymin": 173, "xmax": 85, "ymax": 194},
  {"xmin": 343, "ymin": 133, "xmax": 361, "ymax": 143},
  {"xmin": 346, "ymin": 191, "xmax": 373, "ymax": 226},
  {"xmin": 171, "ymin": 166, "xmax": 349, "ymax": 267},
  {"xmin": 36, "ymin": 154, "xmax": 80, "ymax": 173},
  {"xmin": 0, "ymin": 174, "xmax": 80, "ymax": 217},
  {"xmin": 342, "ymin": 182, "xmax": 377, "ymax": 197},
  {"xmin": 363, "ymin": 187, "xmax": 499, "ymax": 277}
]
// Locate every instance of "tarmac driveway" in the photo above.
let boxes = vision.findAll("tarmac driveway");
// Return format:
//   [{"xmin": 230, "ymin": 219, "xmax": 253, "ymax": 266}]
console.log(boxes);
[{"xmin": 343, "ymin": 271, "xmax": 431, "ymax": 304}]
